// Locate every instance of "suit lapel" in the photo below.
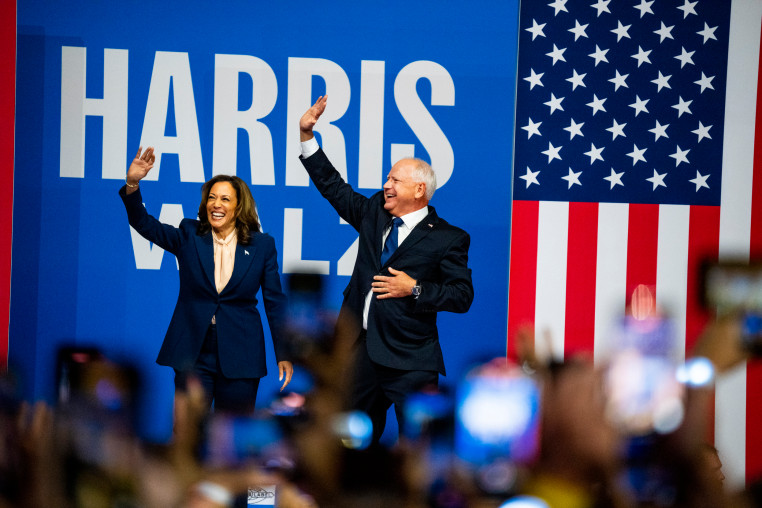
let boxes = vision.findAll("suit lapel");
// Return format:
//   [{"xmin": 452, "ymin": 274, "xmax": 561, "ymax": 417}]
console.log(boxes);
[
  {"xmin": 196, "ymin": 232, "xmax": 216, "ymax": 289},
  {"xmin": 221, "ymin": 239, "xmax": 257, "ymax": 295}
]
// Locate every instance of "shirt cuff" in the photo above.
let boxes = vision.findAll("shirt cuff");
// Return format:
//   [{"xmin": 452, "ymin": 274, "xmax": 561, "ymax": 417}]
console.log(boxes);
[{"xmin": 300, "ymin": 137, "xmax": 320, "ymax": 158}]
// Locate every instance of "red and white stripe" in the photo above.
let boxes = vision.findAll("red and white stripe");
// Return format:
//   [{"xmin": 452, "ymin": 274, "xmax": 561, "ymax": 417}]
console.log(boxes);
[{"xmin": 715, "ymin": 0, "xmax": 762, "ymax": 489}]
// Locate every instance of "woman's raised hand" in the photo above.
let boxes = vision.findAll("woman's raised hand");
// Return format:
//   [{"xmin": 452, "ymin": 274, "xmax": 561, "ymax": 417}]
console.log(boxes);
[{"xmin": 126, "ymin": 146, "xmax": 156, "ymax": 187}]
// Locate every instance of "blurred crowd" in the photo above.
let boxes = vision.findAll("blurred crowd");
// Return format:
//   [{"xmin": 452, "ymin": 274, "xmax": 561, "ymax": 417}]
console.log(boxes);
[{"xmin": 2, "ymin": 277, "xmax": 762, "ymax": 508}]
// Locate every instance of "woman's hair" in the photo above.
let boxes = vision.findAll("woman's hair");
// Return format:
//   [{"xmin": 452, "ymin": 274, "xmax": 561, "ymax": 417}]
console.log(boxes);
[{"xmin": 197, "ymin": 175, "xmax": 260, "ymax": 245}]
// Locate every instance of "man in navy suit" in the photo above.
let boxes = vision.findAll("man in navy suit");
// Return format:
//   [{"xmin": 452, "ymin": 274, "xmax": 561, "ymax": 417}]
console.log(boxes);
[{"xmin": 299, "ymin": 96, "xmax": 474, "ymax": 444}]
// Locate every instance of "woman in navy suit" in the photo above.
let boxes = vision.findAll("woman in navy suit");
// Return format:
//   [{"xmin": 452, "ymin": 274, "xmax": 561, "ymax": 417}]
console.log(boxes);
[{"xmin": 120, "ymin": 146, "xmax": 293, "ymax": 415}]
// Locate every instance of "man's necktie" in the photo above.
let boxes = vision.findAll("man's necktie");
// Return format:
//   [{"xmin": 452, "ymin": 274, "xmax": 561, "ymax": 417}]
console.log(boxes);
[{"xmin": 380, "ymin": 217, "xmax": 404, "ymax": 266}]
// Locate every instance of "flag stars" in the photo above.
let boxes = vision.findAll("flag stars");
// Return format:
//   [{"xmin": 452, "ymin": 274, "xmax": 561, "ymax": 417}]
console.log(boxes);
[
  {"xmin": 547, "ymin": 44, "xmax": 568, "ymax": 65},
  {"xmin": 604, "ymin": 168, "xmax": 625, "ymax": 189},
  {"xmin": 695, "ymin": 72, "xmax": 715, "ymax": 93},
  {"xmin": 606, "ymin": 119, "xmax": 627, "ymax": 140},
  {"xmin": 649, "ymin": 120, "xmax": 670, "ymax": 141},
  {"xmin": 692, "ymin": 121, "xmax": 712, "ymax": 143},
  {"xmin": 675, "ymin": 47, "xmax": 696, "ymax": 68},
  {"xmin": 672, "ymin": 96, "xmax": 693, "ymax": 117},
  {"xmin": 549, "ymin": 0, "xmax": 569, "ymax": 16},
  {"xmin": 654, "ymin": 22, "xmax": 675, "ymax": 43},
  {"xmin": 545, "ymin": 93, "xmax": 565, "ymax": 114},
  {"xmin": 562, "ymin": 167, "xmax": 583, "ymax": 188},
  {"xmin": 520, "ymin": 167, "xmax": 541, "ymax": 188},
  {"xmin": 567, "ymin": 69, "xmax": 587, "ymax": 90},
  {"xmin": 690, "ymin": 171, "xmax": 710, "ymax": 191},
  {"xmin": 542, "ymin": 142, "xmax": 563, "ymax": 163},
  {"xmin": 513, "ymin": 0, "xmax": 726, "ymax": 204},
  {"xmin": 569, "ymin": 20, "xmax": 589, "ymax": 40},
  {"xmin": 634, "ymin": 0, "xmax": 655, "ymax": 18},
  {"xmin": 677, "ymin": 0, "xmax": 698, "ymax": 18},
  {"xmin": 589, "ymin": 45, "xmax": 609, "ymax": 66},
  {"xmin": 629, "ymin": 95, "xmax": 650, "ymax": 116},
  {"xmin": 631, "ymin": 46, "xmax": 652, "ymax": 67},
  {"xmin": 669, "ymin": 145, "xmax": 690, "ymax": 166},
  {"xmin": 522, "ymin": 118, "xmax": 543, "ymax": 139},
  {"xmin": 525, "ymin": 69, "xmax": 545, "ymax": 89},
  {"xmin": 609, "ymin": 70, "xmax": 629, "ymax": 91},
  {"xmin": 627, "ymin": 144, "xmax": 647, "ymax": 165},
  {"xmin": 591, "ymin": 0, "xmax": 611, "ymax": 17},
  {"xmin": 647, "ymin": 169, "xmax": 667, "ymax": 190},
  {"xmin": 587, "ymin": 94, "xmax": 607, "ymax": 115},
  {"xmin": 526, "ymin": 19, "xmax": 547, "ymax": 40},
  {"xmin": 612, "ymin": 21, "xmax": 632, "ymax": 42},
  {"xmin": 652, "ymin": 71, "xmax": 672, "ymax": 92},
  {"xmin": 564, "ymin": 119, "xmax": 585, "ymax": 139},
  {"xmin": 584, "ymin": 143, "xmax": 605, "ymax": 164},
  {"xmin": 698, "ymin": 23, "xmax": 718, "ymax": 44}
]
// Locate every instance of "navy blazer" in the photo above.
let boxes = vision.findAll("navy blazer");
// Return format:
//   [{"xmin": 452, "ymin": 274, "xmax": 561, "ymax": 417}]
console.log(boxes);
[
  {"xmin": 120, "ymin": 186, "xmax": 289, "ymax": 379},
  {"xmin": 300, "ymin": 149, "xmax": 474, "ymax": 375}
]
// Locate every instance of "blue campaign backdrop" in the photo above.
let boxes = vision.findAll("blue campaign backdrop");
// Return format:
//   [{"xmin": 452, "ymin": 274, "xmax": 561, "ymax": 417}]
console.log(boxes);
[{"xmin": 12, "ymin": 1, "xmax": 518, "ymax": 442}]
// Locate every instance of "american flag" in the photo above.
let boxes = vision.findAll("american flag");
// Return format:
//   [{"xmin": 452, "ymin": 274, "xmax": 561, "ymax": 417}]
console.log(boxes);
[{"xmin": 508, "ymin": 0, "xmax": 762, "ymax": 489}]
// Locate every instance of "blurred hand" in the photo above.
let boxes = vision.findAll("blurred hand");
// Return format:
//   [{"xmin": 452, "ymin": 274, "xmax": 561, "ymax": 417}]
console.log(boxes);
[
  {"xmin": 171, "ymin": 375, "xmax": 208, "ymax": 471},
  {"xmin": 273, "ymin": 483, "xmax": 319, "ymax": 508},
  {"xmin": 278, "ymin": 361, "xmax": 294, "ymax": 391},
  {"xmin": 692, "ymin": 313, "xmax": 748, "ymax": 373}
]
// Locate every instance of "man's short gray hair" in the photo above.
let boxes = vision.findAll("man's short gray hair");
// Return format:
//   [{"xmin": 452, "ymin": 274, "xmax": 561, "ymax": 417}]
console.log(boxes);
[{"xmin": 409, "ymin": 158, "xmax": 437, "ymax": 200}]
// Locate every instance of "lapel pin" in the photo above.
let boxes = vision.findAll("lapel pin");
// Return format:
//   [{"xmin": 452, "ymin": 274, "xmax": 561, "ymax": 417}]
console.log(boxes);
[
  {"xmin": 428, "ymin": 223, "xmax": 433, "ymax": 228},
  {"xmin": 245, "ymin": 250, "xmax": 250, "ymax": 255}
]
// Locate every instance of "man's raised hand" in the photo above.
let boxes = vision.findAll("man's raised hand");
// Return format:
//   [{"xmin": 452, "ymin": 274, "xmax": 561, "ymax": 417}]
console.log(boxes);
[{"xmin": 299, "ymin": 95, "xmax": 327, "ymax": 141}]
